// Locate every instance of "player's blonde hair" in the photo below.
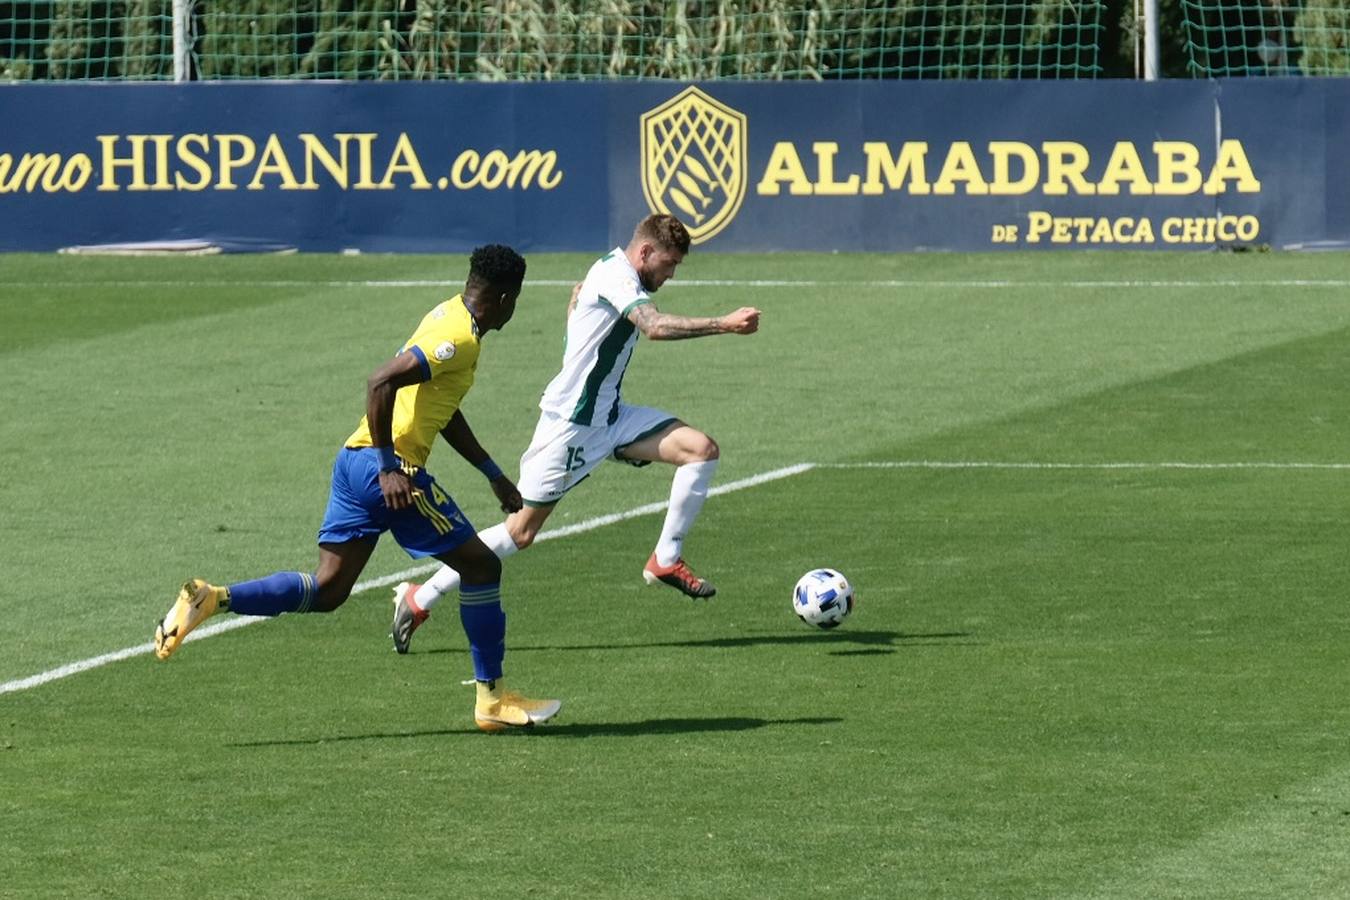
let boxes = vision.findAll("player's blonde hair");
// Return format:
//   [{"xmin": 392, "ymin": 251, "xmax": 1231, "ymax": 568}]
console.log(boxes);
[{"xmin": 633, "ymin": 214, "xmax": 691, "ymax": 255}]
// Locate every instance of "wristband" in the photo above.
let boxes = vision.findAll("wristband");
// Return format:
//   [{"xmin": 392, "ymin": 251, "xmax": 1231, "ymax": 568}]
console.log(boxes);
[
  {"xmin": 377, "ymin": 445, "xmax": 401, "ymax": 473},
  {"xmin": 476, "ymin": 458, "xmax": 503, "ymax": 481}
]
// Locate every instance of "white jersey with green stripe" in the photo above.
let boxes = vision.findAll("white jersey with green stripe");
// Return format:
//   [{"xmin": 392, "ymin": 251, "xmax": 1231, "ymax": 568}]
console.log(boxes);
[{"xmin": 538, "ymin": 248, "xmax": 653, "ymax": 426}]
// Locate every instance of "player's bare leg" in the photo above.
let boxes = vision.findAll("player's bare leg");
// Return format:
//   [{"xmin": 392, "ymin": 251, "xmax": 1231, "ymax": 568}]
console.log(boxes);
[
  {"xmin": 620, "ymin": 422, "xmax": 720, "ymax": 599},
  {"xmin": 311, "ymin": 540, "xmax": 379, "ymax": 611}
]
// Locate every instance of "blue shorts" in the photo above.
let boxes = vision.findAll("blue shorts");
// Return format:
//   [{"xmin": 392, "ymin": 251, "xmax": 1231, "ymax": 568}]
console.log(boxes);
[{"xmin": 317, "ymin": 447, "xmax": 476, "ymax": 559}]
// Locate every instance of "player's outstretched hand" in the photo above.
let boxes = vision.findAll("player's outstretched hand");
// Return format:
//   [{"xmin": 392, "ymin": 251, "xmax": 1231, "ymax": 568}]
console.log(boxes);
[
  {"xmin": 721, "ymin": 307, "xmax": 761, "ymax": 335},
  {"xmin": 379, "ymin": 469, "xmax": 416, "ymax": 511},
  {"xmin": 490, "ymin": 475, "xmax": 524, "ymax": 514}
]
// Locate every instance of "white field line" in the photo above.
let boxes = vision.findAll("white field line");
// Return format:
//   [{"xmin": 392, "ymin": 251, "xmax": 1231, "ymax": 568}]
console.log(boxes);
[
  {"xmin": 3, "ymin": 458, "xmax": 1339, "ymax": 695},
  {"xmin": 0, "ymin": 464, "xmax": 813, "ymax": 697},
  {"xmin": 7, "ymin": 278, "xmax": 1350, "ymax": 290}
]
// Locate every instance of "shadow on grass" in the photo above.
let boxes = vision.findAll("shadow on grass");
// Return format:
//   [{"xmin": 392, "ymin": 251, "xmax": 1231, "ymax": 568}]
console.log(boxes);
[
  {"xmin": 420, "ymin": 629, "xmax": 975, "ymax": 657},
  {"xmin": 228, "ymin": 715, "xmax": 843, "ymax": 747}
]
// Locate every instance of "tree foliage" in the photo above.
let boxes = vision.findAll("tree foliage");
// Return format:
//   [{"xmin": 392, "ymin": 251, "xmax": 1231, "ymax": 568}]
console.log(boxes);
[
  {"xmin": 6, "ymin": 0, "xmax": 1116, "ymax": 81},
  {"xmin": 7, "ymin": 0, "xmax": 1342, "ymax": 82}
]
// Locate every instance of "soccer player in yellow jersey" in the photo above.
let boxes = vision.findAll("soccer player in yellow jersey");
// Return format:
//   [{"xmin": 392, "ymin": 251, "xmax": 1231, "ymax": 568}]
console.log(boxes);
[{"xmin": 153, "ymin": 245, "xmax": 560, "ymax": 732}]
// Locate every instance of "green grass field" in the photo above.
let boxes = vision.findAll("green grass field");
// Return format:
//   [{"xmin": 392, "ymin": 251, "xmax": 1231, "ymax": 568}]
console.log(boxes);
[{"xmin": 4, "ymin": 250, "xmax": 1350, "ymax": 898}]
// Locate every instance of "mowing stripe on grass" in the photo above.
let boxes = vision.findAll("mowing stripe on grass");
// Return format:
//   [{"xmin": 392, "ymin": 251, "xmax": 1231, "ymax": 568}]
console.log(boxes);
[
  {"xmin": 1066, "ymin": 765, "xmax": 1350, "ymax": 899},
  {"xmin": 0, "ymin": 464, "xmax": 813, "ymax": 697},
  {"xmin": 10, "ymin": 278, "xmax": 1350, "ymax": 290}
]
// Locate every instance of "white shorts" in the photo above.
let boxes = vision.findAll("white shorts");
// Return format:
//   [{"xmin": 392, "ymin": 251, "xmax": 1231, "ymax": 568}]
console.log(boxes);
[{"xmin": 516, "ymin": 405, "xmax": 679, "ymax": 506}]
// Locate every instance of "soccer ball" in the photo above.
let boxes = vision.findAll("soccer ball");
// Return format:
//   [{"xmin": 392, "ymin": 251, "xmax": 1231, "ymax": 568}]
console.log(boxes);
[{"xmin": 793, "ymin": 568, "xmax": 855, "ymax": 629}]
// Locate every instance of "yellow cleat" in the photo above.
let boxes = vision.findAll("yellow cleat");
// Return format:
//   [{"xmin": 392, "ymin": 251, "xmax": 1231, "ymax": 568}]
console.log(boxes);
[
  {"xmin": 473, "ymin": 681, "xmax": 561, "ymax": 733},
  {"xmin": 154, "ymin": 579, "xmax": 227, "ymax": 661}
]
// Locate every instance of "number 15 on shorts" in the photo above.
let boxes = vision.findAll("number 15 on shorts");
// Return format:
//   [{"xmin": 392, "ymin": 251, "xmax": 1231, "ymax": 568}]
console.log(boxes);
[{"xmin": 565, "ymin": 446, "xmax": 586, "ymax": 472}]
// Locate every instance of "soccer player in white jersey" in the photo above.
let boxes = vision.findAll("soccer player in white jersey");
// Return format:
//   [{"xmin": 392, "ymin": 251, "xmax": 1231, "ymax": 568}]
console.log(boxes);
[{"xmin": 389, "ymin": 214, "xmax": 761, "ymax": 654}]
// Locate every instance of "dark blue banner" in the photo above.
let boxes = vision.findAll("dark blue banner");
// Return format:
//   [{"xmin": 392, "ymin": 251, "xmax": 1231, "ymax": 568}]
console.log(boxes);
[{"xmin": 0, "ymin": 80, "xmax": 1345, "ymax": 252}]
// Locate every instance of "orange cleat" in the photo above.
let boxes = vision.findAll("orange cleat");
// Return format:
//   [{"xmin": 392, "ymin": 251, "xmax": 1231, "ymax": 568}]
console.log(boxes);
[{"xmin": 642, "ymin": 553, "xmax": 716, "ymax": 599}]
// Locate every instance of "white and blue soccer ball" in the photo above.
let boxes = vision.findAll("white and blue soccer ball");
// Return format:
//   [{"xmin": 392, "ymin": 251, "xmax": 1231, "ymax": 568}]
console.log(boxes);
[{"xmin": 793, "ymin": 568, "xmax": 855, "ymax": 629}]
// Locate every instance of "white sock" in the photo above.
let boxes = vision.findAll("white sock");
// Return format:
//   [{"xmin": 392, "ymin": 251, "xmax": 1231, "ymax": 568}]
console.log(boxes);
[
  {"xmin": 414, "ymin": 522, "xmax": 519, "ymax": 611},
  {"xmin": 655, "ymin": 459, "xmax": 718, "ymax": 566}
]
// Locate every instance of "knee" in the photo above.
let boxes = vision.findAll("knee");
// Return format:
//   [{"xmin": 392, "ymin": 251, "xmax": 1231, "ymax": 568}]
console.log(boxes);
[
  {"xmin": 461, "ymin": 550, "xmax": 503, "ymax": 585},
  {"xmin": 692, "ymin": 434, "xmax": 719, "ymax": 463},
  {"xmin": 311, "ymin": 563, "xmax": 352, "ymax": 612},
  {"xmin": 508, "ymin": 520, "xmax": 538, "ymax": 550},
  {"xmin": 505, "ymin": 508, "xmax": 547, "ymax": 550}
]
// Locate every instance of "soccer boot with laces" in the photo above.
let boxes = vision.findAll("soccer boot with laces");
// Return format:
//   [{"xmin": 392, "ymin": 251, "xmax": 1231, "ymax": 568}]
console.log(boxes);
[
  {"xmin": 642, "ymin": 553, "xmax": 716, "ymax": 599},
  {"xmin": 390, "ymin": 581, "xmax": 428, "ymax": 654},
  {"xmin": 473, "ymin": 680, "xmax": 562, "ymax": 733},
  {"xmin": 154, "ymin": 579, "xmax": 229, "ymax": 660}
]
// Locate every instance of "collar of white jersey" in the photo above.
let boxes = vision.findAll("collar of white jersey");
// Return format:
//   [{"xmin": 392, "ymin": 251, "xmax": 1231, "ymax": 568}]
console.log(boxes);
[
  {"xmin": 612, "ymin": 247, "xmax": 639, "ymax": 277},
  {"xmin": 611, "ymin": 248, "xmax": 647, "ymax": 297}
]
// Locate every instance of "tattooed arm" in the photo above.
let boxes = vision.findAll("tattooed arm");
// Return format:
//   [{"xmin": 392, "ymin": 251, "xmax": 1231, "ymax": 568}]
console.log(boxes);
[{"xmin": 627, "ymin": 303, "xmax": 761, "ymax": 341}]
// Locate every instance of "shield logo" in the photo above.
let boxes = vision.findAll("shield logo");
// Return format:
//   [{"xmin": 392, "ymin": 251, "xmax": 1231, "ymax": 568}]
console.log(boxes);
[{"xmin": 640, "ymin": 86, "xmax": 747, "ymax": 245}]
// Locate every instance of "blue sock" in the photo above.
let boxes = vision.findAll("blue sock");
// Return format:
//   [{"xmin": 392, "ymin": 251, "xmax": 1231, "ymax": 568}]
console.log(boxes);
[
  {"xmin": 459, "ymin": 582, "xmax": 505, "ymax": 682},
  {"xmin": 227, "ymin": 572, "xmax": 317, "ymax": 616}
]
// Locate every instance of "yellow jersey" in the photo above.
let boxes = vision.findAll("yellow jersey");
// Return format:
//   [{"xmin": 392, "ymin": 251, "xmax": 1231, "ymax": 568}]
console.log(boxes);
[{"xmin": 345, "ymin": 296, "xmax": 481, "ymax": 468}]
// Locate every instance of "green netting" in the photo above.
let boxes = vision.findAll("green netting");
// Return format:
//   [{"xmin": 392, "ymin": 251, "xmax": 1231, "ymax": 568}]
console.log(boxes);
[
  {"xmin": 1, "ymin": 1, "xmax": 174, "ymax": 80},
  {"xmin": 0, "ymin": 1, "xmax": 1105, "ymax": 81},
  {"xmin": 1181, "ymin": 0, "xmax": 1350, "ymax": 76}
]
